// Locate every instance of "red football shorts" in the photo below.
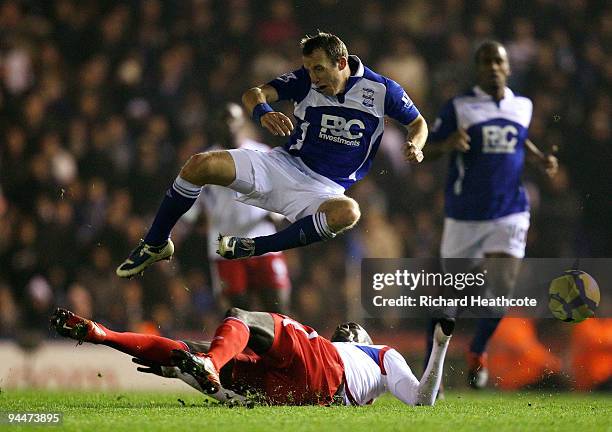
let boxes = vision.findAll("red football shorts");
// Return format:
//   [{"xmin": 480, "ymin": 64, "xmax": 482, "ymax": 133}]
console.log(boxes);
[{"xmin": 215, "ymin": 253, "xmax": 291, "ymax": 296}]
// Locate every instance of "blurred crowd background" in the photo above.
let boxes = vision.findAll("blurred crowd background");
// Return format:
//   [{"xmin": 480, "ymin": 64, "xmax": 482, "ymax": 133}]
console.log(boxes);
[{"xmin": 0, "ymin": 0, "xmax": 611, "ymax": 388}]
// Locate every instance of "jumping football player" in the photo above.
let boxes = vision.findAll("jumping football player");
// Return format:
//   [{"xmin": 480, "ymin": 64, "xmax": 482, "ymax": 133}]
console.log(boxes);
[
  {"xmin": 51, "ymin": 307, "xmax": 453, "ymax": 406},
  {"xmin": 116, "ymin": 31, "xmax": 427, "ymax": 278},
  {"xmin": 423, "ymin": 40, "xmax": 558, "ymax": 389}
]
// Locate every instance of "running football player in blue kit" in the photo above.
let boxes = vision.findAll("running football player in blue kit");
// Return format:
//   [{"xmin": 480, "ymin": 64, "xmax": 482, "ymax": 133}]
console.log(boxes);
[{"xmin": 424, "ymin": 40, "xmax": 558, "ymax": 389}]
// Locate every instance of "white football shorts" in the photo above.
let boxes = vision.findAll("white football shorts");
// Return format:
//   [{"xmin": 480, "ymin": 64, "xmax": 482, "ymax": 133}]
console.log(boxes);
[
  {"xmin": 440, "ymin": 211, "xmax": 530, "ymax": 258},
  {"xmin": 227, "ymin": 147, "xmax": 345, "ymax": 223}
]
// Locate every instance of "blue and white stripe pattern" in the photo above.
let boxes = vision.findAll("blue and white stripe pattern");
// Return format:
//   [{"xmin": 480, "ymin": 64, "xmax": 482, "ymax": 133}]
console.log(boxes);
[
  {"xmin": 312, "ymin": 212, "xmax": 335, "ymax": 240},
  {"xmin": 172, "ymin": 176, "xmax": 203, "ymax": 200}
]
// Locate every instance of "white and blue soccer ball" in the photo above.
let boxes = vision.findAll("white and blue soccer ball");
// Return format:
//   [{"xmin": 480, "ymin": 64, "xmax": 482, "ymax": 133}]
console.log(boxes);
[{"xmin": 548, "ymin": 270, "xmax": 600, "ymax": 323}]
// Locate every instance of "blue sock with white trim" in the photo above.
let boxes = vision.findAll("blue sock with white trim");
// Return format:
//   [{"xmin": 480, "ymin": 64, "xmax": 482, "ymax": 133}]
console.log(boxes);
[
  {"xmin": 253, "ymin": 213, "xmax": 335, "ymax": 255},
  {"xmin": 144, "ymin": 176, "xmax": 202, "ymax": 246}
]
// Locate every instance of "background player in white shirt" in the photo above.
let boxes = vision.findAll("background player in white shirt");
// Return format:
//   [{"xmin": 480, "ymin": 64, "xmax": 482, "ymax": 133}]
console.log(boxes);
[
  {"xmin": 424, "ymin": 41, "xmax": 558, "ymax": 389},
  {"xmin": 52, "ymin": 307, "xmax": 453, "ymax": 407},
  {"xmin": 197, "ymin": 103, "xmax": 290, "ymax": 312},
  {"xmin": 116, "ymin": 31, "xmax": 427, "ymax": 278}
]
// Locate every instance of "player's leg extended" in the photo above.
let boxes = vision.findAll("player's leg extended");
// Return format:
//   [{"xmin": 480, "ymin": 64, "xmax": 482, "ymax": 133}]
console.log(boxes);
[
  {"xmin": 218, "ymin": 197, "xmax": 360, "ymax": 259},
  {"xmin": 208, "ymin": 308, "xmax": 275, "ymax": 367},
  {"xmin": 416, "ymin": 319, "xmax": 454, "ymax": 405},
  {"xmin": 116, "ymin": 151, "xmax": 236, "ymax": 277},
  {"xmin": 468, "ymin": 252, "xmax": 522, "ymax": 387},
  {"xmin": 423, "ymin": 279, "xmax": 462, "ymax": 388},
  {"xmin": 50, "ymin": 308, "xmax": 188, "ymax": 365},
  {"xmin": 171, "ymin": 308, "xmax": 275, "ymax": 393}
]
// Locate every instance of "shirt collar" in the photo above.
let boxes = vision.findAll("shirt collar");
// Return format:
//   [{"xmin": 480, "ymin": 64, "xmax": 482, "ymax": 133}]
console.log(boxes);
[
  {"xmin": 348, "ymin": 55, "xmax": 364, "ymax": 78},
  {"xmin": 473, "ymin": 85, "xmax": 513, "ymax": 100},
  {"xmin": 339, "ymin": 55, "xmax": 365, "ymax": 99}
]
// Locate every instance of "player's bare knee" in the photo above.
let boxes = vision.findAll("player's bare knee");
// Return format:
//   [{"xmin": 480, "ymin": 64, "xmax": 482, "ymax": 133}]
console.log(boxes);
[
  {"xmin": 322, "ymin": 199, "xmax": 361, "ymax": 233},
  {"xmin": 180, "ymin": 152, "xmax": 211, "ymax": 185},
  {"xmin": 180, "ymin": 151, "xmax": 235, "ymax": 186}
]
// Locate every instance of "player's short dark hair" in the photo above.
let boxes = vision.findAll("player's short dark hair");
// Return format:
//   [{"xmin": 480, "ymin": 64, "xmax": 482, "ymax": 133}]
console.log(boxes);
[
  {"xmin": 474, "ymin": 40, "xmax": 505, "ymax": 63},
  {"xmin": 300, "ymin": 31, "xmax": 348, "ymax": 64}
]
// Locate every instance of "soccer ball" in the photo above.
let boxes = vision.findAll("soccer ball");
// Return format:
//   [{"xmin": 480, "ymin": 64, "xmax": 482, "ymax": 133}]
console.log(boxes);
[{"xmin": 548, "ymin": 270, "xmax": 600, "ymax": 323}]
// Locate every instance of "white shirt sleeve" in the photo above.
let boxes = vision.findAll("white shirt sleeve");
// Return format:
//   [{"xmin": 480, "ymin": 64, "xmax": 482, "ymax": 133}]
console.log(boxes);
[{"xmin": 382, "ymin": 348, "xmax": 420, "ymax": 405}]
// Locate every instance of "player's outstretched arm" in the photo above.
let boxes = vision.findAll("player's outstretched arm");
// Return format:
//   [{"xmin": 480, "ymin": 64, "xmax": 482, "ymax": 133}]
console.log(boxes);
[
  {"xmin": 242, "ymin": 84, "xmax": 294, "ymax": 136},
  {"xmin": 132, "ymin": 357, "xmax": 179, "ymax": 378},
  {"xmin": 403, "ymin": 114, "xmax": 428, "ymax": 163},
  {"xmin": 385, "ymin": 322, "xmax": 452, "ymax": 406},
  {"xmin": 525, "ymin": 139, "xmax": 558, "ymax": 178},
  {"xmin": 132, "ymin": 357, "xmax": 247, "ymax": 405},
  {"xmin": 382, "ymin": 349, "xmax": 421, "ymax": 405}
]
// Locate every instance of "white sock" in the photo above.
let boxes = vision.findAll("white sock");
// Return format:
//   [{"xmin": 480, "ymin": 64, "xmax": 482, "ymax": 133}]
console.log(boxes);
[{"xmin": 416, "ymin": 326, "xmax": 451, "ymax": 405}]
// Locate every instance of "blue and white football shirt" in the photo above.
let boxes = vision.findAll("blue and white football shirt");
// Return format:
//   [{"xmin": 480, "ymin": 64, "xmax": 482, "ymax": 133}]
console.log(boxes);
[
  {"xmin": 333, "ymin": 342, "xmax": 421, "ymax": 406},
  {"xmin": 429, "ymin": 86, "xmax": 533, "ymax": 220},
  {"xmin": 268, "ymin": 56, "xmax": 420, "ymax": 189}
]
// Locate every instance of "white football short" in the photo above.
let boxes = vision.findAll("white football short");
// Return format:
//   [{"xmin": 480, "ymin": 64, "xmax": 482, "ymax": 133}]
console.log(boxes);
[
  {"xmin": 227, "ymin": 147, "xmax": 345, "ymax": 223},
  {"xmin": 440, "ymin": 211, "xmax": 530, "ymax": 259}
]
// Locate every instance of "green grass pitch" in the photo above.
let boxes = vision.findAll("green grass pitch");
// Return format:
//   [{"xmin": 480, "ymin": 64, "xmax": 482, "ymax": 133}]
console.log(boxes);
[{"xmin": 0, "ymin": 390, "xmax": 610, "ymax": 431}]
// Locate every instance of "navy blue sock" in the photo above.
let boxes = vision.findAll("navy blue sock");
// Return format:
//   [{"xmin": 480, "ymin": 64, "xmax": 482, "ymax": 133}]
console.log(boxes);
[
  {"xmin": 144, "ymin": 177, "xmax": 202, "ymax": 246},
  {"xmin": 253, "ymin": 213, "xmax": 335, "ymax": 255},
  {"xmin": 469, "ymin": 317, "xmax": 502, "ymax": 354}
]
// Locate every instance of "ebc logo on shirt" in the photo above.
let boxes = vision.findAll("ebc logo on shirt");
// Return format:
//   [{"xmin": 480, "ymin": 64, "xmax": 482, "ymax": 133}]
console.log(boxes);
[
  {"xmin": 482, "ymin": 125, "xmax": 518, "ymax": 154},
  {"xmin": 319, "ymin": 114, "xmax": 365, "ymax": 147}
]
